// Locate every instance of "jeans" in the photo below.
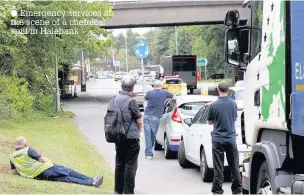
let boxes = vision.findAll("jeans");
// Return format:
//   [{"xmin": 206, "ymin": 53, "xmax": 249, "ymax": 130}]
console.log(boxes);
[
  {"xmin": 144, "ymin": 115, "xmax": 160, "ymax": 156},
  {"xmin": 36, "ymin": 164, "xmax": 92, "ymax": 186},
  {"xmin": 115, "ymin": 139, "xmax": 140, "ymax": 194},
  {"xmin": 212, "ymin": 141, "xmax": 242, "ymax": 194}
]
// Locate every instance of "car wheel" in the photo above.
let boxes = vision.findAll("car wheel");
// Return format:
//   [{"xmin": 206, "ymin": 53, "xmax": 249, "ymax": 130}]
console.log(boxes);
[
  {"xmin": 178, "ymin": 139, "xmax": 191, "ymax": 168},
  {"xmin": 154, "ymin": 141, "xmax": 162, "ymax": 151},
  {"xmin": 200, "ymin": 148, "xmax": 213, "ymax": 182},
  {"xmin": 164, "ymin": 135, "xmax": 176, "ymax": 159},
  {"xmin": 256, "ymin": 161, "xmax": 272, "ymax": 195}
]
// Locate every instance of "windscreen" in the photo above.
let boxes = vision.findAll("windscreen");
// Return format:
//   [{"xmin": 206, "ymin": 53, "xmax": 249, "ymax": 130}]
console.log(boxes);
[
  {"xmin": 173, "ymin": 58, "xmax": 196, "ymax": 72},
  {"xmin": 179, "ymin": 102, "xmax": 205, "ymax": 116},
  {"xmin": 228, "ymin": 89, "xmax": 244, "ymax": 101}
]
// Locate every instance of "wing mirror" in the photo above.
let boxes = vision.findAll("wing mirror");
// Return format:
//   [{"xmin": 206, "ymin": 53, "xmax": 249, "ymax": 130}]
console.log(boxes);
[{"xmin": 184, "ymin": 118, "xmax": 193, "ymax": 126}]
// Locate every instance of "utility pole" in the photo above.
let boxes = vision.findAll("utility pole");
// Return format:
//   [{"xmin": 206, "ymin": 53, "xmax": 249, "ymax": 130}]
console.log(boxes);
[
  {"xmin": 81, "ymin": 50, "xmax": 85, "ymax": 83},
  {"xmin": 175, "ymin": 26, "xmax": 178, "ymax": 55},
  {"xmin": 53, "ymin": 33, "xmax": 60, "ymax": 112},
  {"xmin": 125, "ymin": 30, "xmax": 128, "ymax": 72}
]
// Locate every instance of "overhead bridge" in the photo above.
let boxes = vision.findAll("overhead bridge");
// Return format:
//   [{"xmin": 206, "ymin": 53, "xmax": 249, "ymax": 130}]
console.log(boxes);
[{"xmin": 104, "ymin": 0, "xmax": 249, "ymax": 29}]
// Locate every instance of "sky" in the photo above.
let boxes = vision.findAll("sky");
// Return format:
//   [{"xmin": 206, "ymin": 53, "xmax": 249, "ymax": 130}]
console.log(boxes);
[{"xmin": 112, "ymin": 27, "xmax": 152, "ymax": 36}]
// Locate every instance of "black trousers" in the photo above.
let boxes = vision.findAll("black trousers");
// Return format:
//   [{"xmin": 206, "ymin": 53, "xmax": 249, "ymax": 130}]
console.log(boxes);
[
  {"xmin": 115, "ymin": 138, "xmax": 140, "ymax": 194},
  {"xmin": 212, "ymin": 141, "xmax": 242, "ymax": 194}
]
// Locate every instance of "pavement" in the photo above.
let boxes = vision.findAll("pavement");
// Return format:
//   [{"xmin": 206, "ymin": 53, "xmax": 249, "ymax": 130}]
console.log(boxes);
[{"xmin": 65, "ymin": 79, "xmax": 231, "ymax": 194}]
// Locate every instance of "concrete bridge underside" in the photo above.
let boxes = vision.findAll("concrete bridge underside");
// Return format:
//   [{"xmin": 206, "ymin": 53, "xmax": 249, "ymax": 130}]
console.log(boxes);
[{"xmin": 104, "ymin": 1, "xmax": 250, "ymax": 29}]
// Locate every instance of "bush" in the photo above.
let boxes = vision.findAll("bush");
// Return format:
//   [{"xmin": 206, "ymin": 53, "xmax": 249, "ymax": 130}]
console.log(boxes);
[{"xmin": 0, "ymin": 76, "xmax": 34, "ymax": 119}]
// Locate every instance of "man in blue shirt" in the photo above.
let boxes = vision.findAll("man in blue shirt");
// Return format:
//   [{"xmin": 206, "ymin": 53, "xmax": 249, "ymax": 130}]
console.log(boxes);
[
  {"xmin": 144, "ymin": 80, "xmax": 175, "ymax": 159},
  {"xmin": 207, "ymin": 81, "xmax": 241, "ymax": 195}
]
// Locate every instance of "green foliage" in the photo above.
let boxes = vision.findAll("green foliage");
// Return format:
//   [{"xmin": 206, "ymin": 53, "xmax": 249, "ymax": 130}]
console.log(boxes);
[
  {"xmin": 112, "ymin": 25, "xmax": 233, "ymax": 78},
  {"xmin": 0, "ymin": 1, "xmax": 113, "ymax": 122},
  {"xmin": 0, "ymin": 76, "xmax": 34, "ymax": 116}
]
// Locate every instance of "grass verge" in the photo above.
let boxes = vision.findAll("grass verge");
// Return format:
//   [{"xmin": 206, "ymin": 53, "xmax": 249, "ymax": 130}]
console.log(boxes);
[{"xmin": 0, "ymin": 118, "xmax": 114, "ymax": 194}]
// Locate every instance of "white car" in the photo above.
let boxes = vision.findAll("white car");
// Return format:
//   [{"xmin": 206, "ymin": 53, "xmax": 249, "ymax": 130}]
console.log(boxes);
[
  {"xmin": 155, "ymin": 95, "xmax": 218, "ymax": 159},
  {"xmin": 228, "ymin": 86, "xmax": 244, "ymax": 101},
  {"xmin": 178, "ymin": 101, "xmax": 251, "ymax": 182}
]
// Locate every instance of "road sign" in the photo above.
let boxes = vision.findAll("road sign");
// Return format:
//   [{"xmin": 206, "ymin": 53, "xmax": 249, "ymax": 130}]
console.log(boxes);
[
  {"xmin": 134, "ymin": 41, "xmax": 150, "ymax": 59},
  {"xmin": 197, "ymin": 58, "xmax": 208, "ymax": 66}
]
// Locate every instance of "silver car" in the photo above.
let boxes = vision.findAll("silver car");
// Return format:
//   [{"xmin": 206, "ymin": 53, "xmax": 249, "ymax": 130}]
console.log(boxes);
[
  {"xmin": 132, "ymin": 84, "xmax": 153, "ymax": 112},
  {"xmin": 155, "ymin": 95, "xmax": 218, "ymax": 159}
]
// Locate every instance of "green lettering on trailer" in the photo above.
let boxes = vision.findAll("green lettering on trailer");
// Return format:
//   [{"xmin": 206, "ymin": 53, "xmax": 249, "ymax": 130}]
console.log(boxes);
[{"xmin": 261, "ymin": 1, "xmax": 286, "ymax": 121}]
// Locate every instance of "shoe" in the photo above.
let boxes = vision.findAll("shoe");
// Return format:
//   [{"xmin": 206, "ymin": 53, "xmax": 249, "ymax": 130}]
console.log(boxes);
[
  {"xmin": 145, "ymin": 156, "xmax": 153, "ymax": 159},
  {"xmin": 92, "ymin": 175, "xmax": 103, "ymax": 188}
]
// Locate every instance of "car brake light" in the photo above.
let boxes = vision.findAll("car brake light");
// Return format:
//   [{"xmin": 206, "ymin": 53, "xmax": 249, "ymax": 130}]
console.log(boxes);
[
  {"xmin": 132, "ymin": 93, "xmax": 136, "ymax": 97},
  {"xmin": 171, "ymin": 108, "xmax": 182, "ymax": 123},
  {"xmin": 171, "ymin": 138, "xmax": 180, "ymax": 142}
]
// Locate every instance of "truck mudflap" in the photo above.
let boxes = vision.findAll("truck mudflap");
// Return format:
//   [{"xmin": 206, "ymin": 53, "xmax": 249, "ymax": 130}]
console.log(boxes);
[{"xmin": 241, "ymin": 157, "xmax": 250, "ymax": 192}]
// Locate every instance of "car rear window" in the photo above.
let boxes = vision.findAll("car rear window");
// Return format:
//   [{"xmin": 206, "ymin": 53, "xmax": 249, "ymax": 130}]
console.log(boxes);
[
  {"xmin": 165, "ymin": 79, "xmax": 182, "ymax": 84},
  {"xmin": 133, "ymin": 85, "xmax": 153, "ymax": 93},
  {"xmin": 179, "ymin": 102, "xmax": 205, "ymax": 116}
]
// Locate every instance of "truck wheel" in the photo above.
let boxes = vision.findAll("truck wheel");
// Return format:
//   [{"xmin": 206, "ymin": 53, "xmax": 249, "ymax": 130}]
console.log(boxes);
[
  {"xmin": 200, "ymin": 148, "xmax": 213, "ymax": 182},
  {"xmin": 164, "ymin": 135, "xmax": 176, "ymax": 159},
  {"xmin": 154, "ymin": 141, "xmax": 162, "ymax": 151},
  {"xmin": 189, "ymin": 88, "xmax": 194, "ymax": 94},
  {"xmin": 256, "ymin": 161, "xmax": 272, "ymax": 194},
  {"xmin": 178, "ymin": 139, "xmax": 191, "ymax": 168}
]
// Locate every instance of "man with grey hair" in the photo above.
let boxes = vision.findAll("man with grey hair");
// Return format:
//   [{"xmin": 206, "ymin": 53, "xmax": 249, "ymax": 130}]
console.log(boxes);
[
  {"xmin": 9, "ymin": 136, "xmax": 103, "ymax": 187},
  {"xmin": 107, "ymin": 74, "xmax": 143, "ymax": 194},
  {"xmin": 207, "ymin": 81, "xmax": 241, "ymax": 194},
  {"xmin": 143, "ymin": 79, "xmax": 175, "ymax": 159}
]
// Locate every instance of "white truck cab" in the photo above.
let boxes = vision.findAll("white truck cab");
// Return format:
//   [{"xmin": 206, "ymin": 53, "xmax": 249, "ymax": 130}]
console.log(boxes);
[{"xmin": 224, "ymin": 1, "xmax": 304, "ymax": 194}]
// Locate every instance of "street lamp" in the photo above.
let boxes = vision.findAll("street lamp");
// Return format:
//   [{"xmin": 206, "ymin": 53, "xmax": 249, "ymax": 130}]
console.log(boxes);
[{"xmin": 125, "ymin": 29, "xmax": 128, "ymax": 73}]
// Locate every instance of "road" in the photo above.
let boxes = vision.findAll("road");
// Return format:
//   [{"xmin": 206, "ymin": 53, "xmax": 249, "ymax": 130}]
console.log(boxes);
[{"xmin": 65, "ymin": 79, "xmax": 231, "ymax": 194}]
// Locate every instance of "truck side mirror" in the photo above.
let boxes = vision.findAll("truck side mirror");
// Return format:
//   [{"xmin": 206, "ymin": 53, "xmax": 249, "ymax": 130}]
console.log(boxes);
[
  {"xmin": 225, "ymin": 28, "xmax": 241, "ymax": 66},
  {"xmin": 225, "ymin": 27, "xmax": 251, "ymax": 70},
  {"xmin": 224, "ymin": 10, "xmax": 240, "ymax": 27}
]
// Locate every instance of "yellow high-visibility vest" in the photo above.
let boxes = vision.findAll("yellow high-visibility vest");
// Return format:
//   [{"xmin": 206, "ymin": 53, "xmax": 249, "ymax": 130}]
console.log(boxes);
[{"xmin": 10, "ymin": 147, "xmax": 54, "ymax": 178}]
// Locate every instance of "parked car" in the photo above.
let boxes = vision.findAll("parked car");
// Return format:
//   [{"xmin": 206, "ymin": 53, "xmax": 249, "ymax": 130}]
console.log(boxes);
[
  {"xmin": 234, "ymin": 80, "xmax": 244, "ymax": 87},
  {"xmin": 132, "ymin": 84, "xmax": 153, "ymax": 112},
  {"xmin": 178, "ymin": 101, "xmax": 251, "ymax": 182},
  {"xmin": 228, "ymin": 86, "xmax": 244, "ymax": 101},
  {"xmin": 114, "ymin": 72, "xmax": 125, "ymax": 81},
  {"xmin": 155, "ymin": 95, "xmax": 218, "ymax": 159}
]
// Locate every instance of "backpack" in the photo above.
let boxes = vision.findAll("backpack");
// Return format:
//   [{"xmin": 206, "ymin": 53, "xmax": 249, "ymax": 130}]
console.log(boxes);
[{"xmin": 104, "ymin": 96, "xmax": 132, "ymax": 143}]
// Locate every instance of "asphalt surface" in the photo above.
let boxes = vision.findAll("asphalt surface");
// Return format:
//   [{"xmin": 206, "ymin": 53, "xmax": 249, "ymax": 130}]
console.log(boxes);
[{"xmin": 65, "ymin": 79, "xmax": 231, "ymax": 194}]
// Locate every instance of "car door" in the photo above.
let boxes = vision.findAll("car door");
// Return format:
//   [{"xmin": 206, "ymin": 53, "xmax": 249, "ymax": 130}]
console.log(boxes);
[
  {"xmin": 183, "ymin": 107, "xmax": 204, "ymax": 158},
  {"xmin": 163, "ymin": 99, "xmax": 176, "ymax": 135},
  {"xmin": 192, "ymin": 105, "xmax": 212, "ymax": 163},
  {"xmin": 186, "ymin": 106, "xmax": 206, "ymax": 162},
  {"xmin": 157, "ymin": 99, "xmax": 175, "ymax": 146}
]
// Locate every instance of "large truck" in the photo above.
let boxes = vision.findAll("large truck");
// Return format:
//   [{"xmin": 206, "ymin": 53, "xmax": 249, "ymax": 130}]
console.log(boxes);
[
  {"xmin": 161, "ymin": 55, "xmax": 197, "ymax": 94},
  {"xmin": 224, "ymin": 1, "xmax": 304, "ymax": 194}
]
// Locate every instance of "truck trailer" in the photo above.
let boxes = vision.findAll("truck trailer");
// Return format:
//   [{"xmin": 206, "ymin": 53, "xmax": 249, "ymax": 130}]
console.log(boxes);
[
  {"xmin": 161, "ymin": 55, "xmax": 197, "ymax": 94},
  {"xmin": 224, "ymin": 0, "xmax": 304, "ymax": 194}
]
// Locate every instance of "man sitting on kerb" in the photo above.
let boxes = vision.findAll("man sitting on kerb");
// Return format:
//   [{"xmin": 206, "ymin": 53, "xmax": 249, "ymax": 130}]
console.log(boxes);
[{"xmin": 9, "ymin": 136, "xmax": 103, "ymax": 187}]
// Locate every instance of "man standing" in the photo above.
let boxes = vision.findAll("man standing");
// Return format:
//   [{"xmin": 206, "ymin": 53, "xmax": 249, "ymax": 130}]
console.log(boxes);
[
  {"xmin": 144, "ymin": 80, "xmax": 175, "ymax": 159},
  {"xmin": 207, "ymin": 81, "xmax": 241, "ymax": 195},
  {"xmin": 10, "ymin": 136, "xmax": 103, "ymax": 187},
  {"xmin": 108, "ymin": 75, "xmax": 143, "ymax": 194}
]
